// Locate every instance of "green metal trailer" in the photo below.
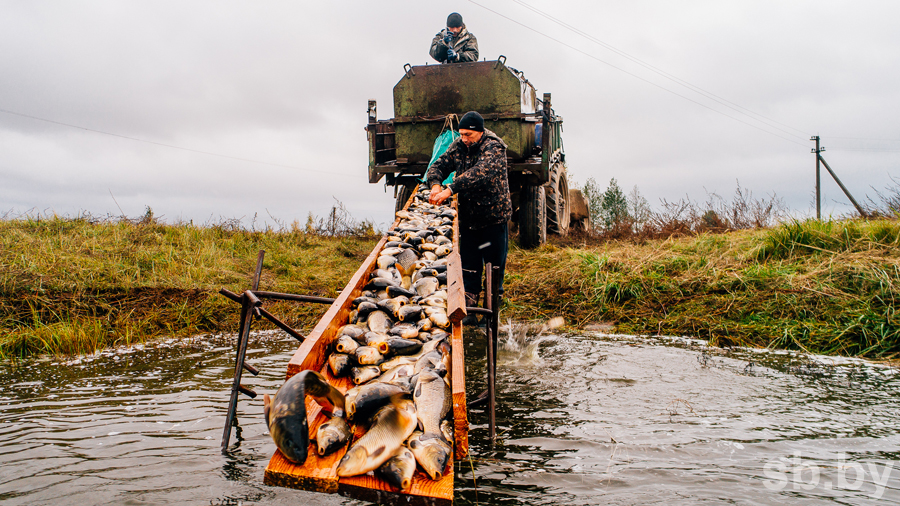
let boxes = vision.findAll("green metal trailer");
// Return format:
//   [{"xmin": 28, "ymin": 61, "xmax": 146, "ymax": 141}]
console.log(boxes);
[{"xmin": 366, "ymin": 57, "xmax": 570, "ymax": 247}]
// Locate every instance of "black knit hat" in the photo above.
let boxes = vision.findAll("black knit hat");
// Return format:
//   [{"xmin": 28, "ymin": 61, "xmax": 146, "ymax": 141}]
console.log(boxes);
[
  {"xmin": 458, "ymin": 111, "xmax": 484, "ymax": 132},
  {"xmin": 447, "ymin": 12, "xmax": 463, "ymax": 28}
]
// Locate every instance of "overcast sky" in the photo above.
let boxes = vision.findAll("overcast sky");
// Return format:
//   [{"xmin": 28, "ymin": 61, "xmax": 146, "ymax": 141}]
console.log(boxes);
[{"xmin": 2, "ymin": 1, "xmax": 898, "ymax": 228}]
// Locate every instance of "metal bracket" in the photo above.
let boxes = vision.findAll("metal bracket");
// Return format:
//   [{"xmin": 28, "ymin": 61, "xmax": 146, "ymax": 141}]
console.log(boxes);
[
  {"xmin": 219, "ymin": 250, "xmax": 339, "ymax": 451},
  {"xmin": 403, "ymin": 63, "xmax": 415, "ymax": 79},
  {"xmin": 494, "ymin": 55, "xmax": 507, "ymax": 68}
]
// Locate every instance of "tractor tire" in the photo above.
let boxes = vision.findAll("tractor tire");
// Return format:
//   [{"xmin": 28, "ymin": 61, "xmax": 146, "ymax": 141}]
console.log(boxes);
[
  {"xmin": 519, "ymin": 184, "xmax": 546, "ymax": 248},
  {"xmin": 395, "ymin": 184, "xmax": 415, "ymax": 213},
  {"xmin": 546, "ymin": 164, "xmax": 570, "ymax": 236}
]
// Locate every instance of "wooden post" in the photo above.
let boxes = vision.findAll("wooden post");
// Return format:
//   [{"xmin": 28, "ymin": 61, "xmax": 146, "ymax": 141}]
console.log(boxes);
[
  {"xmin": 819, "ymin": 155, "xmax": 868, "ymax": 218},
  {"xmin": 812, "ymin": 136, "xmax": 821, "ymax": 220}
]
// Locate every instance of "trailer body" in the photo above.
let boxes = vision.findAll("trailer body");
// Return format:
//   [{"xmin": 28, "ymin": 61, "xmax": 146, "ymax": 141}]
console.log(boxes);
[{"xmin": 367, "ymin": 58, "xmax": 570, "ymax": 246}]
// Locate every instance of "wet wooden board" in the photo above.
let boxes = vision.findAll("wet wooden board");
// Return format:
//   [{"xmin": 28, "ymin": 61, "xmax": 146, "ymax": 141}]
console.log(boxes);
[
  {"xmin": 263, "ymin": 359, "xmax": 457, "ymax": 504},
  {"xmin": 264, "ymin": 190, "xmax": 467, "ymax": 505}
]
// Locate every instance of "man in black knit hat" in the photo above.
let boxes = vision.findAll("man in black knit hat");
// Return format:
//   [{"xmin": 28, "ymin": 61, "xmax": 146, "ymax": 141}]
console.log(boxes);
[
  {"xmin": 427, "ymin": 111, "xmax": 511, "ymax": 317},
  {"xmin": 429, "ymin": 12, "xmax": 479, "ymax": 63}
]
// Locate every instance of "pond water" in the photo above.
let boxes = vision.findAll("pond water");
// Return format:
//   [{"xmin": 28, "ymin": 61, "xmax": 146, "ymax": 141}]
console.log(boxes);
[{"xmin": 1, "ymin": 328, "xmax": 898, "ymax": 505}]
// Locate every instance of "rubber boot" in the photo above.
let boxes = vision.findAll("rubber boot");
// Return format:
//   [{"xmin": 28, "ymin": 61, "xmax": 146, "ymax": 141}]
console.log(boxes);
[{"xmin": 461, "ymin": 292, "xmax": 480, "ymax": 326}]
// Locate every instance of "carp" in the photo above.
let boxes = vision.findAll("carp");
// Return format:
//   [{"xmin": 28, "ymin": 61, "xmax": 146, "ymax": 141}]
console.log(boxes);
[
  {"xmin": 409, "ymin": 367, "xmax": 452, "ymax": 480},
  {"xmin": 376, "ymin": 296, "xmax": 407, "ymax": 317},
  {"xmin": 429, "ymin": 309, "xmax": 450, "ymax": 328},
  {"xmin": 365, "ymin": 310, "xmax": 392, "ymax": 334},
  {"xmin": 388, "ymin": 323, "xmax": 421, "ymax": 339},
  {"xmin": 364, "ymin": 277, "xmax": 398, "ymax": 291},
  {"xmin": 377, "ymin": 255, "xmax": 396, "ymax": 270},
  {"xmin": 345, "ymin": 381, "xmax": 409, "ymax": 423},
  {"xmin": 335, "ymin": 334, "xmax": 359, "ymax": 354},
  {"xmin": 339, "ymin": 324, "xmax": 366, "ymax": 341},
  {"xmin": 378, "ymin": 363, "xmax": 417, "ymax": 389},
  {"xmin": 336, "ymin": 398, "xmax": 417, "ymax": 477},
  {"xmin": 376, "ymin": 338, "xmax": 423, "ymax": 357},
  {"xmin": 407, "ymin": 430, "xmax": 452, "ymax": 481},
  {"xmin": 315, "ymin": 415, "xmax": 351, "ymax": 456},
  {"xmin": 380, "ymin": 247, "xmax": 405, "ymax": 257},
  {"xmin": 354, "ymin": 345, "xmax": 384, "ymax": 366},
  {"xmin": 417, "ymin": 318, "xmax": 433, "ymax": 332},
  {"xmin": 350, "ymin": 365, "xmax": 382, "ymax": 385},
  {"xmin": 414, "ymin": 369, "xmax": 451, "ymax": 438},
  {"xmin": 328, "ymin": 353, "xmax": 352, "ymax": 377},
  {"xmin": 413, "ymin": 277, "xmax": 439, "ymax": 297},
  {"xmin": 376, "ymin": 446, "xmax": 416, "ymax": 492},
  {"xmin": 387, "ymin": 285, "xmax": 417, "ymax": 299},
  {"xmin": 421, "ymin": 296, "xmax": 447, "ymax": 308},
  {"xmin": 263, "ymin": 370, "xmax": 345, "ymax": 464},
  {"xmin": 398, "ymin": 304, "xmax": 423, "ymax": 322}
]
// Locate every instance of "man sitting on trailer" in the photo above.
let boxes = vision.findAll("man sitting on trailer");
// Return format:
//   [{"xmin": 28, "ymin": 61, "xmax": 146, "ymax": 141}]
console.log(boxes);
[
  {"xmin": 427, "ymin": 111, "xmax": 511, "ymax": 319},
  {"xmin": 429, "ymin": 12, "xmax": 479, "ymax": 63}
]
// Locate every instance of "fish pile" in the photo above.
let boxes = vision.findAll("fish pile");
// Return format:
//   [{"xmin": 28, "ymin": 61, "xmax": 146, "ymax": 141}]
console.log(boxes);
[{"xmin": 264, "ymin": 187, "xmax": 457, "ymax": 492}]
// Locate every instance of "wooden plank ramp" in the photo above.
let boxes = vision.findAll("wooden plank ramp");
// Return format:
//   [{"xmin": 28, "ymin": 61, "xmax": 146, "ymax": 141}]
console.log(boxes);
[{"xmin": 264, "ymin": 194, "xmax": 468, "ymax": 506}]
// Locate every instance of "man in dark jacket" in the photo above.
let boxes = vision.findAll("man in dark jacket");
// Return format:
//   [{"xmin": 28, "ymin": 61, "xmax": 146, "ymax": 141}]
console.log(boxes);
[
  {"xmin": 427, "ymin": 111, "xmax": 511, "ymax": 311},
  {"xmin": 429, "ymin": 12, "xmax": 479, "ymax": 63}
]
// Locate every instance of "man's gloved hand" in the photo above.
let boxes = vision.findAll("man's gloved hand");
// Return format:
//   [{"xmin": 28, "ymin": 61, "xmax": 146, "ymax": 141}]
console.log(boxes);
[
  {"xmin": 446, "ymin": 48, "xmax": 457, "ymax": 62},
  {"xmin": 443, "ymin": 33, "xmax": 453, "ymax": 45}
]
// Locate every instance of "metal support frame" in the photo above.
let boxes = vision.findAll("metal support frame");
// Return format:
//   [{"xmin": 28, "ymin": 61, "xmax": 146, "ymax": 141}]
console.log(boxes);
[
  {"xmin": 221, "ymin": 289, "xmax": 261, "ymax": 450},
  {"xmin": 463, "ymin": 264, "xmax": 502, "ymax": 443},
  {"xmin": 219, "ymin": 250, "xmax": 338, "ymax": 451}
]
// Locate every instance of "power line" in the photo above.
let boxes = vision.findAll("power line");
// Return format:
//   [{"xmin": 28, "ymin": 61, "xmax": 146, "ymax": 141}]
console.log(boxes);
[
  {"xmin": 510, "ymin": 0, "xmax": 810, "ymax": 139},
  {"xmin": 467, "ymin": 0, "xmax": 808, "ymax": 147},
  {"xmin": 0, "ymin": 107, "xmax": 355, "ymax": 177},
  {"xmin": 824, "ymin": 136, "xmax": 900, "ymax": 142},
  {"xmin": 825, "ymin": 148, "xmax": 900, "ymax": 153}
]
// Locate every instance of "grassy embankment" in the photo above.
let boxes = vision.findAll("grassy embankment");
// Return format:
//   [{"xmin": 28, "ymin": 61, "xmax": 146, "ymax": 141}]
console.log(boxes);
[
  {"xmin": 0, "ymin": 217, "xmax": 378, "ymax": 358},
  {"xmin": 2, "ymin": 216, "xmax": 898, "ymax": 359}
]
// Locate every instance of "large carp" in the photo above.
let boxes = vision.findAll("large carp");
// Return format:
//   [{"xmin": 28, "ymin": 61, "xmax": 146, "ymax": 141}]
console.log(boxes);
[
  {"xmin": 345, "ymin": 381, "xmax": 409, "ymax": 423},
  {"xmin": 263, "ymin": 370, "xmax": 345, "ymax": 464},
  {"xmin": 336, "ymin": 398, "xmax": 417, "ymax": 477},
  {"xmin": 410, "ymin": 368, "xmax": 452, "ymax": 480},
  {"xmin": 376, "ymin": 446, "xmax": 416, "ymax": 492}
]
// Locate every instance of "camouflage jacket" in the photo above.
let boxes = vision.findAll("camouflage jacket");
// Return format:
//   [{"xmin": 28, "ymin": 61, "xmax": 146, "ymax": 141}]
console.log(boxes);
[
  {"xmin": 429, "ymin": 27, "xmax": 479, "ymax": 63},
  {"xmin": 426, "ymin": 129, "xmax": 512, "ymax": 229}
]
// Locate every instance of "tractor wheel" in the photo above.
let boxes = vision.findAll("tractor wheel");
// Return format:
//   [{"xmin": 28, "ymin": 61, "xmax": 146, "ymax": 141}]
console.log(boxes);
[
  {"xmin": 546, "ymin": 164, "xmax": 570, "ymax": 236},
  {"xmin": 519, "ymin": 184, "xmax": 546, "ymax": 248},
  {"xmin": 394, "ymin": 184, "xmax": 415, "ymax": 213}
]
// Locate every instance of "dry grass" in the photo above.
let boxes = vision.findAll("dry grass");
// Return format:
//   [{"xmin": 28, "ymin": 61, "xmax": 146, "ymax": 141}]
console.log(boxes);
[
  {"xmin": 504, "ymin": 219, "xmax": 900, "ymax": 358},
  {"xmin": 3, "ymin": 212, "xmax": 898, "ymax": 359},
  {"xmin": 0, "ymin": 214, "xmax": 378, "ymax": 358}
]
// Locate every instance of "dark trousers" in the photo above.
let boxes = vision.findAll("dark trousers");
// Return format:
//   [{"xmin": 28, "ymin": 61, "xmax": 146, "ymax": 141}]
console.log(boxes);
[{"xmin": 459, "ymin": 221, "xmax": 508, "ymax": 301}]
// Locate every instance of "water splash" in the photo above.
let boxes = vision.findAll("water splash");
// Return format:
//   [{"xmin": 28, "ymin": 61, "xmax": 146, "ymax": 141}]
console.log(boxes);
[{"xmin": 498, "ymin": 317, "xmax": 564, "ymax": 366}]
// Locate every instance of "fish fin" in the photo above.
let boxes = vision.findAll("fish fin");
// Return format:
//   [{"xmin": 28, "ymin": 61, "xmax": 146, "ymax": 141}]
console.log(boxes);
[{"xmin": 263, "ymin": 393, "xmax": 271, "ymax": 426}]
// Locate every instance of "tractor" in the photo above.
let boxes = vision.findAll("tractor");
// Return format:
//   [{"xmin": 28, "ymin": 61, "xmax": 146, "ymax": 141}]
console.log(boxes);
[{"xmin": 366, "ymin": 57, "xmax": 571, "ymax": 247}]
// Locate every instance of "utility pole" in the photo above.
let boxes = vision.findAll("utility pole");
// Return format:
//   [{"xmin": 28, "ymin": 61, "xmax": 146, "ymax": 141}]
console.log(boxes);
[
  {"xmin": 810, "ymin": 136, "xmax": 868, "ymax": 219},
  {"xmin": 811, "ymin": 136, "xmax": 822, "ymax": 220}
]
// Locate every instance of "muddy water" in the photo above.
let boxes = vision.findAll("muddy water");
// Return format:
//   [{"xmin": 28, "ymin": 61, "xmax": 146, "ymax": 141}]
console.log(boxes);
[{"xmin": 1, "ymin": 329, "xmax": 898, "ymax": 505}]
